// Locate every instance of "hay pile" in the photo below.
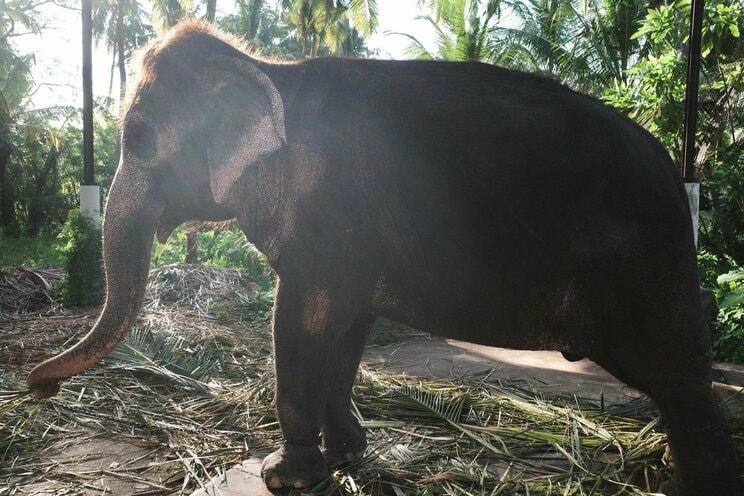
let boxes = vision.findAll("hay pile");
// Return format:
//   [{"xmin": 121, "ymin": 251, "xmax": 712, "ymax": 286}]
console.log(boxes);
[
  {"xmin": 1, "ymin": 264, "xmax": 741, "ymax": 495},
  {"xmin": 0, "ymin": 267, "xmax": 63, "ymax": 317}
]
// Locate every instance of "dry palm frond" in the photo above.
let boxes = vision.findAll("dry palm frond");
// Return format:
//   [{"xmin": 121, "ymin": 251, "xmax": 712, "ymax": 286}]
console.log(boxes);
[
  {"xmin": 2, "ymin": 264, "xmax": 740, "ymax": 495},
  {"xmin": 0, "ymin": 267, "xmax": 63, "ymax": 317}
]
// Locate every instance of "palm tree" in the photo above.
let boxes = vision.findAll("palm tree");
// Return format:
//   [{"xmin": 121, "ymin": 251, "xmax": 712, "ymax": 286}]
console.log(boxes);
[
  {"xmin": 235, "ymin": 0, "xmax": 268, "ymax": 40},
  {"xmin": 205, "ymin": 0, "xmax": 217, "ymax": 22},
  {"xmin": 92, "ymin": 0, "xmax": 152, "ymax": 99},
  {"xmin": 325, "ymin": 15, "xmax": 369, "ymax": 56},
  {"xmin": 495, "ymin": 0, "xmax": 576, "ymax": 75},
  {"xmin": 151, "ymin": 0, "xmax": 191, "ymax": 33},
  {"xmin": 282, "ymin": 0, "xmax": 378, "ymax": 57},
  {"xmin": 564, "ymin": 0, "xmax": 649, "ymax": 92},
  {"xmin": 396, "ymin": 0, "xmax": 502, "ymax": 61},
  {"xmin": 496, "ymin": 0, "xmax": 649, "ymax": 92},
  {"xmin": 0, "ymin": 0, "xmax": 44, "ymax": 232},
  {"xmin": 221, "ymin": 0, "xmax": 308, "ymax": 58},
  {"xmin": 0, "ymin": 51, "xmax": 33, "ymax": 232}
]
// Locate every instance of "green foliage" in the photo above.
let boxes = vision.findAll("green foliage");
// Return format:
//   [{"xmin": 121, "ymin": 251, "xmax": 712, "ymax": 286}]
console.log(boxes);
[
  {"xmin": 281, "ymin": 0, "xmax": 377, "ymax": 57},
  {"xmin": 152, "ymin": 225, "xmax": 276, "ymax": 323},
  {"xmin": 368, "ymin": 322, "xmax": 424, "ymax": 345},
  {"xmin": 698, "ymin": 251, "xmax": 744, "ymax": 363},
  {"xmin": 399, "ymin": 0, "xmax": 501, "ymax": 62},
  {"xmin": 58, "ymin": 209, "xmax": 104, "ymax": 307},
  {"xmin": 714, "ymin": 276, "xmax": 744, "ymax": 364},
  {"xmin": 1, "ymin": 96, "xmax": 119, "ymax": 238},
  {"xmin": 602, "ymin": 0, "xmax": 744, "ymax": 263},
  {"xmin": 718, "ymin": 271, "xmax": 744, "ymax": 309},
  {"xmin": 0, "ymin": 231, "xmax": 65, "ymax": 267},
  {"xmin": 220, "ymin": 0, "xmax": 375, "ymax": 58},
  {"xmin": 701, "ymin": 151, "xmax": 744, "ymax": 263},
  {"xmin": 152, "ymin": 225, "xmax": 275, "ymax": 287}
]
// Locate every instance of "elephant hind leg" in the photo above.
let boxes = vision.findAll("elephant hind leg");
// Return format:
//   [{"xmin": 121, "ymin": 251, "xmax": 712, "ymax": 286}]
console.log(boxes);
[
  {"xmin": 653, "ymin": 381, "xmax": 741, "ymax": 495},
  {"xmin": 588, "ymin": 295, "xmax": 741, "ymax": 495}
]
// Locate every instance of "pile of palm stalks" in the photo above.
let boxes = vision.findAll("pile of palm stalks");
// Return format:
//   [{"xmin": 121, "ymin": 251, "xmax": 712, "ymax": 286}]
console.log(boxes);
[
  {"xmin": 2, "ymin": 264, "xmax": 742, "ymax": 495},
  {"xmin": 0, "ymin": 267, "xmax": 63, "ymax": 317}
]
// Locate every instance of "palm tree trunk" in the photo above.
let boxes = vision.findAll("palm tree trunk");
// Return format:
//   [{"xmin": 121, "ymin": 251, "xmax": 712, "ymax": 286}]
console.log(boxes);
[
  {"xmin": 0, "ymin": 134, "xmax": 14, "ymax": 232},
  {"xmin": 117, "ymin": 2, "xmax": 126, "ymax": 100},
  {"xmin": 311, "ymin": 34, "xmax": 321, "ymax": 57},
  {"xmin": 82, "ymin": 0, "xmax": 94, "ymax": 186},
  {"xmin": 206, "ymin": 0, "xmax": 217, "ymax": 23}
]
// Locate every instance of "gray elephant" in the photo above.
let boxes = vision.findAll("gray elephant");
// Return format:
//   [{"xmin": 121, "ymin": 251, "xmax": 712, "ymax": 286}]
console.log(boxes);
[{"xmin": 28, "ymin": 20, "xmax": 740, "ymax": 495}]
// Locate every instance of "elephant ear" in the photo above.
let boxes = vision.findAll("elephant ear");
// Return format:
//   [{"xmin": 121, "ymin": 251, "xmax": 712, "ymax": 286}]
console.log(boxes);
[{"xmin": 204, "ymin": 55, "xmax": 286, "ymax": 203}]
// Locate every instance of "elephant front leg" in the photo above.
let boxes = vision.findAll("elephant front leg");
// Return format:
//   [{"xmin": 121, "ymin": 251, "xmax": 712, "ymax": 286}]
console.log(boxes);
[
  {"xmin": 261, "ymin": 282, "xmax": 352, "ymax": 489},
  {"xmin": 322, "ymin": 313, "xmax": 375, "ymax": 466}
]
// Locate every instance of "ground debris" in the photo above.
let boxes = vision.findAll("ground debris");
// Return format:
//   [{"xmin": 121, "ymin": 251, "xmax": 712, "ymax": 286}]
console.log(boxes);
[
  {"xmin": 2, "ymin": 264, "xmax": 739, "ymax": 495},
  {"xmin": 0, "ymin": 267, "xmax": 64, "ymax": 317}
]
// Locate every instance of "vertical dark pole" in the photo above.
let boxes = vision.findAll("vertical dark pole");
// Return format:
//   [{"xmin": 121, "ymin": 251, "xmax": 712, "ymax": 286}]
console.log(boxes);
[
  {"xmin": 681, "ymin": 0, "xmax": 705, "ymax": 248},
  {"xmin": 82, "ymin": 0, "xmax": 94, "ymax": 186},
  {"xmin": 681, "ymin": 0, "xmax": 705, "ymax": 181}
]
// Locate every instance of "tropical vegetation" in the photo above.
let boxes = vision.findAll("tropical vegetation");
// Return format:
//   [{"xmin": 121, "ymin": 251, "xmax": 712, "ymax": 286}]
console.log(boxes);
[{"xmin": 0, "ymin": 0, "xmax": 741, "ymax": 362}]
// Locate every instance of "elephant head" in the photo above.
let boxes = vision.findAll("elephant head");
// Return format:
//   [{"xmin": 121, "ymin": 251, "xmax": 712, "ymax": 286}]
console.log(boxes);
[{"xmin": 27, "ymin": 21, "xmax": 286, "ymax": 398}]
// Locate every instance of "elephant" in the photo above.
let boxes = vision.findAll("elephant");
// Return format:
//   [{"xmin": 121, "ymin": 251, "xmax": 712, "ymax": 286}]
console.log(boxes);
[{"xmin": 27, "ymin": 20, "xmax": 740, "ymax": 494}]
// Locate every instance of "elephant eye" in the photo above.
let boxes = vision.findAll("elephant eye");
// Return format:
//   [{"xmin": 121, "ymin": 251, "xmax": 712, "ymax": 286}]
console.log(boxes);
[{"xmin": 123, "ymin": 119, "xmax": 157, "ymax": 160}]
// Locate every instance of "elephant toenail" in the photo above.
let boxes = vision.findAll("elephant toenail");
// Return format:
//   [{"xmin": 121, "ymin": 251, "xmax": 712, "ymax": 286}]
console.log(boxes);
[{"xmin": 266, "ymin": 475, "xmax": 283, "ymax": 489}]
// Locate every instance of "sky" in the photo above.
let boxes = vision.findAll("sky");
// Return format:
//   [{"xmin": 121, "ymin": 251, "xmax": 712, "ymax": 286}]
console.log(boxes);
[{"xmin": 14, "ymin": 0, "xmax": 435, "ymax": 112}]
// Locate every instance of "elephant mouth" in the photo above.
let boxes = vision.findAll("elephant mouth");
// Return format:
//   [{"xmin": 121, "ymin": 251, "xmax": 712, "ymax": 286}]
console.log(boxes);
[{"xmin": 156, "ymin": 213, "xmax": 180, "ymax": 244}]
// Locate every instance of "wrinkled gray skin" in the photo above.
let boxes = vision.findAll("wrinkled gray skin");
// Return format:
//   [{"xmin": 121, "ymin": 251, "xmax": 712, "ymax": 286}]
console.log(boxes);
[{"xmin": 27, "ymin": 21, "xmax": 740, "ymax": 494}]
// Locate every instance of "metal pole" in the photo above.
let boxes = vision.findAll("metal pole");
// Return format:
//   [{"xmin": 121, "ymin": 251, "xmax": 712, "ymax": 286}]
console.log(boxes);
[
  {"xmin": 80, "ymin": 0, "xmax": 100, "ymax": 227},
  {"xmin": 681, "ymin": 0, "xmax": 705, "ymax": 248},
  {"xmin": 681, "ymin": 0, "xmax": 705, "ymax": 181},
  {"xmin": 82, "ymin": 0, "xmax": 94, "ymax": 186}
]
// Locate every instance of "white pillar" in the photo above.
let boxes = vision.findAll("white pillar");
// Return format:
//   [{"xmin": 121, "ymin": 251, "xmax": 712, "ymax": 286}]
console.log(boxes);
[
  {"xmin": 684, "ymin": 181, "xmax": 700, "ymax": 249},
  {"xmin": 80, "ymin": 184, "xmax": 101, "ymax": 229}
]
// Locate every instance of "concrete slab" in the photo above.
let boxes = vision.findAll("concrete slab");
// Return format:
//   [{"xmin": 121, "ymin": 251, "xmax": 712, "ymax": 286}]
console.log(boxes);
[
  {"xmin": 365, "ymin": 337, "xmax": 642, "ymax": 402},
  {"xmin": 190, "ymin": 457, "xmax": 287, "ymax": 496},
  {"xmin": 713, "ymin": 361, "xmax": 744, "ymax": 386}
]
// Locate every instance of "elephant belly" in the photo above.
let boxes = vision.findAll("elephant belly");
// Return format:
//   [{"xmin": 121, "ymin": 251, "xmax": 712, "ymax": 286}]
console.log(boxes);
[{"xmin": 368, "ymin": 263, "xmax": 589, "ymax": 353}]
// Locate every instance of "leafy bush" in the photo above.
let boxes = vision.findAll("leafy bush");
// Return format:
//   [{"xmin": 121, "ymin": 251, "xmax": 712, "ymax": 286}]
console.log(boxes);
[
  {"xmin": 603, "ymin": 0, "xmax": 744, "ymax": 265},
  {"xmin": 152, "ymin": 225, "xmax": 274, "ymax": 287},
  {"xmin": 714, "ymin": 270, "xmax": 744, "ymax": 363},
  {"xmin": 0, "ymin": 230, "xmax": 65, "ymax": 267},
  {"xmin": 698, "ymin": 251, "xmax": 744, "ymax": 363},
  {"xmin": 58, "ymin": 209, "xmax": 104, "ymax": 307}
]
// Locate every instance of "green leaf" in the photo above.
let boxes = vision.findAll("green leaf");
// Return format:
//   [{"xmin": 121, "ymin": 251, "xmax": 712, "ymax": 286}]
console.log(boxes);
[
  {"xmin": 720, "ymin": 288, "xmax": 744, "ymax": 309},
  {"xmin": 717, "ymin": 271, "xmax": 744, "ymax": 284}
]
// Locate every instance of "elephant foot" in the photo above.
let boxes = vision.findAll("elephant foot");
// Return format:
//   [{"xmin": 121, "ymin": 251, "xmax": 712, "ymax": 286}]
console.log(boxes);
[
  {"xmin": 322, "ymin": 417, "xmax": 368, "ymax": 467},
  {"xmin": 261, "ymin": 444, "xmax": 327, "ymax": 490},
  {"xmin": 657, "ymin": 474, "xmax": 743, "ymax": 496},
  {"xmin": 655, "ymin": 428, "xmax": 742, "ymax": 495},
  {"xmin": 658, "ymin": 477, "xmax": 685, "ymax": 496}
]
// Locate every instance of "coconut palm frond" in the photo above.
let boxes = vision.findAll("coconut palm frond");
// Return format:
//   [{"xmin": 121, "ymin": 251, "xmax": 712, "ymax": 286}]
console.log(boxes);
[{"xmin": 392, "ymin": 383, "xmax": 466, "ymax": 423}]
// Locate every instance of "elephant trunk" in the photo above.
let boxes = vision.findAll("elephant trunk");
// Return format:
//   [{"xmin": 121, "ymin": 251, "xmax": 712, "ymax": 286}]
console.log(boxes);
[{"xmin": 27, "ymin": 168, "xmax": 163, "ymax": 398}]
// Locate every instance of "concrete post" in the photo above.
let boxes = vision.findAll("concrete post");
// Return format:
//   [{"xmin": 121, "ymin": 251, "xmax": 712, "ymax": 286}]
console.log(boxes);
[
  {"xmin": 685, "ymin": 181, "xmax": 700, "ymax": 249},
  {"xmin": 80, "ymin": 184, "xmax": 101, "ymax": 229}
]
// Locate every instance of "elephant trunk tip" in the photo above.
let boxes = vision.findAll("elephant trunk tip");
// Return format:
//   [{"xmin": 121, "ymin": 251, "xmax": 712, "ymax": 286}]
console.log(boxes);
[{"xmin": 27, "ymin": 366, "xmax": 63, "ymax": 399}]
